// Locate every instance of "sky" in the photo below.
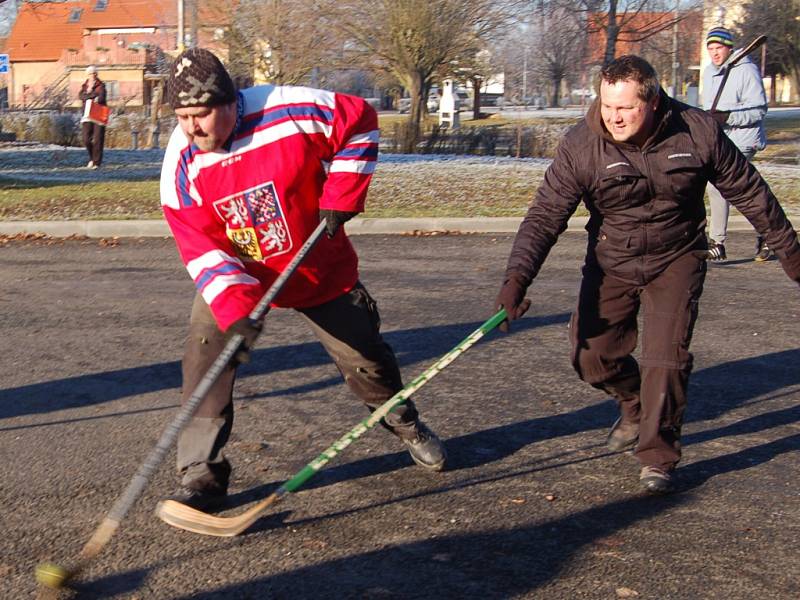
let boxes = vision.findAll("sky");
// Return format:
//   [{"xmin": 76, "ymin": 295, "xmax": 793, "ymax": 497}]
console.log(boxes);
[{"xmin": 0, "ymin": 0, "xmax": 18, "ymax": 39}]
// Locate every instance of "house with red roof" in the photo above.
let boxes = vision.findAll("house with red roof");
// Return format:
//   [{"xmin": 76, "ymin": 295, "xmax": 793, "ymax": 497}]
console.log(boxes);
[{"xmin": 5, "ymin": 0, "xmax": 228, "ymax": 109}]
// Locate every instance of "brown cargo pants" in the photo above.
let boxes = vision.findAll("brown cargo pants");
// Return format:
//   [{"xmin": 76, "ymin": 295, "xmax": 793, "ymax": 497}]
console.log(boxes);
[
  {"xmin": 177, "ymin": 282, "xmax": 418, "ymax": 491},
  {"xmin": 570, "ymin": 251, "xmax": 706, "ymax": 471}
]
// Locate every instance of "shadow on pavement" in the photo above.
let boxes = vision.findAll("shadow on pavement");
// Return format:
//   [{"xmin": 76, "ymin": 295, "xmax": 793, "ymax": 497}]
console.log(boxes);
[
  {"xmin": 168, "ymin": 432, "xmax": 798, "ymax": 599},
  {"xmin": 686, "ymin": 348, "xmax": 800, "ymax": 421},
  {"xmin": 0, "ymin": 313, "xmax": 570, "ymax": 421},
  {"xmin": 67, "ymin": 430, "xmax": 799, "ymax": 598},
  {"xmin": 182, "ymin": 493, "xmax": 687, "ymax": 599}
]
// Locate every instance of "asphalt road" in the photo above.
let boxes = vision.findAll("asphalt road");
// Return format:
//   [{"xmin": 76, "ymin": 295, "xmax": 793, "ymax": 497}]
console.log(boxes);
[{"xmin": 1, "ymin": 232, "xmax": 798, "ymax": 599}]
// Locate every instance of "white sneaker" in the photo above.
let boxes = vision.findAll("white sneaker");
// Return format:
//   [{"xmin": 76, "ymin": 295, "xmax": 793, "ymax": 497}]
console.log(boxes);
[{"xmin": 87, "ymin": 160, "xmax": 95, "ymax": 168}]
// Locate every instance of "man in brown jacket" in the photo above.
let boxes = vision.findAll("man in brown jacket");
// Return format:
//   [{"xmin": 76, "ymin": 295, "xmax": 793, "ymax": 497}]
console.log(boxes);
[{"xmin": 495, "ymin": 55, "xmax": 800, "ymax": 494}]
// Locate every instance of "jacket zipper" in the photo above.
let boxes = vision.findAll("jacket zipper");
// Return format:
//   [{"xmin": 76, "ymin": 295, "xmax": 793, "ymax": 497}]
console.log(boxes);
[{"xmin": 640, "ymin": 148, "xmax": 656, "ymax": 282}]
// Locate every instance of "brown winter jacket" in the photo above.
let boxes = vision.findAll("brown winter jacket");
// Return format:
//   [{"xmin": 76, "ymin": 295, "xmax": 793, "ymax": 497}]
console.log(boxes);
[
  {"xmin": 79, "ymin": 78, "xmax": 107, "ymax": 106},
  {"xmin": 506, "ymin": 89, "xmax": 800, "ymax": 287}
]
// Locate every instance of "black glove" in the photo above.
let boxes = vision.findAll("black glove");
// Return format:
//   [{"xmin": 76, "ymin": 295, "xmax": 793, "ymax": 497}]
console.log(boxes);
[
  {"xmin": 709, "ymin": 110, "xmax": 730, "ymax": 125},
  {"xmin": 320, "ymin": 209, "xmax": 358, "ymax": 238},
  {"xmin": 494, "ymin": 272, "xmax": 532, "ymax": 333},
  {"xmin": 224, "ymin": 317, "xmax": 263, "ymax": 365}
]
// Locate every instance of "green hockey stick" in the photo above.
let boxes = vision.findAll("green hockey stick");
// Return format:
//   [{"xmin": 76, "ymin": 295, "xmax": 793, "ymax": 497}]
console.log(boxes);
[{"xmin": 155, "ymin": 308, "xmax": 508, "ymax": 537}]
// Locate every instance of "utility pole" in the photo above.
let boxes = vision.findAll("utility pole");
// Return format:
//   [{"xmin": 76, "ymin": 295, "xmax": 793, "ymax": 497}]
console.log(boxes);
[
  {"xmin": 177, "ymin": 0, "xmax": 185, "ymax": 51},
  {"xmin": 671, "ymin": 0, "xmax": 679, "ymax": 97},
  {"xmin": 190, "ymin": 0, "xmax": 198, "ymax": 49},
  {"xmin": 522, "ymin": 46, "xmax": 528, "ymax": 107}
]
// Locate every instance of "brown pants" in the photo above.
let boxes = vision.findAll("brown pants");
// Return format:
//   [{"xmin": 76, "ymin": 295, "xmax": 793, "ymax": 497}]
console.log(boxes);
[
  {"xmin": 570, "ymin": 252, "xmax": 706, "ymax": 470},
  {"xmin": 81, "ymin": 121, "xmax": 105, "ymax": 166},
  {"xmin": 177, "ymin": 283, "xmax": 417, "ymax": 491}
]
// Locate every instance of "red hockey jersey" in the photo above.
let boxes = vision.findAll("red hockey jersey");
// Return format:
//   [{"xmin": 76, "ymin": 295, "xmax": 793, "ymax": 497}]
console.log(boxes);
[{"xmin": 160, "ymin": 85, "xmax": 379, "ymax": 331}]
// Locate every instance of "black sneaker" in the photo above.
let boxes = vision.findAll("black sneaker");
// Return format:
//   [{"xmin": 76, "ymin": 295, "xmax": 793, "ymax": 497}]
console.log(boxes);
[
  {"xmin": 639, "ymin": 466, "xmax": 675, "ymax": 494},
  {"xmin": 401, "ymin": 421, "xmax": 447, "ymax": 471},
  {"xmin": 754, "ymin": 237, "xmax": 773, "ymax": 262},
  {"xmin": 706, "ymin": 240, "xmax": 727, "ymax": 262},
  {"xmin": 166, "ymin": 486, "xmax": 228, "ymax": 512}
]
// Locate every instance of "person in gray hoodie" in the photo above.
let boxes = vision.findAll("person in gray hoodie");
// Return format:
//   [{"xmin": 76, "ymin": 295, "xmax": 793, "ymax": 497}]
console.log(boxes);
[{"xmin": 702, "ymin": 26, "xmax": 770, "ymax": 262}]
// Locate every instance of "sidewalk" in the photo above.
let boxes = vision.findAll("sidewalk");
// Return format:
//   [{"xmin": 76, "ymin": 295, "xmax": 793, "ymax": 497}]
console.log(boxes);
[{"xmin": 0, "ymin": 215, "xmax": 759, "ymax": 238}]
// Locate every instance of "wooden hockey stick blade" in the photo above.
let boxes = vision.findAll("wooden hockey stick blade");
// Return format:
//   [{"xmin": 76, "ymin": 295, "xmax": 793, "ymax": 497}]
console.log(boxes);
[
  {"xmin": 729, "ymin": 35, "xmax": 767, "ymax": 67},
  {"xmin": 156, "ymin": 310, "xmax": 508, "ymax": 537},
  {"xmin": 156, "ymin": 492, "xmax": 282, "ymax": 537}
]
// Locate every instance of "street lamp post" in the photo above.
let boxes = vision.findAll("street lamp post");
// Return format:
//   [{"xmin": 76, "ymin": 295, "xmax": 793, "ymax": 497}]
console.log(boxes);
[{"xmin": 522, "ymin": 46, "xmax": 528, "ymax": 108}]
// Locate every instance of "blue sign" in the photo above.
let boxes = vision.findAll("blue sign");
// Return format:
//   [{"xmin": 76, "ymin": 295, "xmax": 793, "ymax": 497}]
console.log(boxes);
[{"xmin": 0, "ymin": 54, "xmax": 8, "ymax": 74}]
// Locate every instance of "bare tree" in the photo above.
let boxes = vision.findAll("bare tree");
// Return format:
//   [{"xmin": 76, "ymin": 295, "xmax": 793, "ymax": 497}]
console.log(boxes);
[
  {"xmin": 447, "ymin": 47, "xmax": 501, "ymax": 119},
  {"xmin": 217, "ymin": 0, "xmax": 346, "ymax": 86},
  {"xmin": 327, "ymin": 0, "xmax": 517, "ymax": 152},
  {"xmin": 527, "ymin": 2, "xmax": 586, "ymax": 106},
  {"xmin": 575, "ymin": 0, "xmax": 700, "ymax": 66}
]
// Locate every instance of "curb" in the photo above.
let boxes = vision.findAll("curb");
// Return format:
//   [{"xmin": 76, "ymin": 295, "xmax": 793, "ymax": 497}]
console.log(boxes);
[{"xmin": 0, "ymin": 215, "xmax": 758, "ymax": 238}]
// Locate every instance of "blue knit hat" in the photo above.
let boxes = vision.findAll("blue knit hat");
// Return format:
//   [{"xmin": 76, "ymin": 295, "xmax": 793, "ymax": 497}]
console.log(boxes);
[{"xmin": 706, "ymin": 27, "xmax": 734, "ymax": 47}]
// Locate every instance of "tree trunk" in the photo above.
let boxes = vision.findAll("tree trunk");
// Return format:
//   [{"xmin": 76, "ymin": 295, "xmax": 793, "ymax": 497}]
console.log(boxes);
[
  {"xmin": 403, "ymin": 71, "xmax": 425, "ymax": 154},
  {"xmin": 602, "ymin": 0, "xmax": 619, "ymax": 67},
  {"xmin": 550, "ymin": 77, "xmax": 561, "ymax": 108},
  {"xmin": 472, "ymin": 76, "xmax": 482, "ymax": 120},
  {"xmin": 770, "ymin": 73, "xmax": 776, "ymax": 105}
]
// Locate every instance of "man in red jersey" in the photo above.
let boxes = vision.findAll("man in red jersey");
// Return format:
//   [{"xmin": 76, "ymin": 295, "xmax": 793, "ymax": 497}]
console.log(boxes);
[{"xmin": 161, "ymin": 48, "xmax": 445, "ymax": 511}]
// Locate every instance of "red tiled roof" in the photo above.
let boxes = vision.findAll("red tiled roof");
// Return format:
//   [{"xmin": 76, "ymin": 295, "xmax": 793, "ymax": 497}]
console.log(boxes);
[
  {"xmin": 6, "ymin": 2, "xmax": 85, "ymax": 61},
  {"xmin": 7, "ymin": 0, "xmax": 230, "ymax": 62}
]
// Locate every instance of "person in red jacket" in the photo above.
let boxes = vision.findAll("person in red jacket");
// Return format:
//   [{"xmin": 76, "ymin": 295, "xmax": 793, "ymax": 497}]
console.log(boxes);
[
  {"xmin": 495, "ymin": 55, "xmax": 800, "ymax": 495},
  {"xmin": 78, "ymin": 65, "xmax": 107, "ymax": 169},
  {"xmin": 161, "ymin": 48, "xmax": 446, "ymax": 511}
]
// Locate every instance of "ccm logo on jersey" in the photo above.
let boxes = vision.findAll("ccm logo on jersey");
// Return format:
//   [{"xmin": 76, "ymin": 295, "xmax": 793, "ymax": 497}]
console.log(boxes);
[{"xmin": 221, "ymin": 155, "xmax": 242, "ymax": 168}]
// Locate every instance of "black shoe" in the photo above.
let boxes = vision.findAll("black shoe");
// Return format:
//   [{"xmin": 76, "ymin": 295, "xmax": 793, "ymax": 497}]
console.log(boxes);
[
  {"xmin": 754, "ymin": 237, "xmax": 773, "ymax": 262},
  {"xmin": 639, "ymin": 466, "xmax": 674, "ymax": 494},
  {"xmin": 706, "ymin": 240, "xmax": 727, "ymax": 262},
  {"xmin": 401, "ymin": 421, "xmax": 447, "ymax": 471},
  {"xmin": 606, "ymin": 417, "xmax": 639, "ymax": 452},
  {"xmin": 166, "ymin": 486, "xmax": 228, "ymax": 512}
]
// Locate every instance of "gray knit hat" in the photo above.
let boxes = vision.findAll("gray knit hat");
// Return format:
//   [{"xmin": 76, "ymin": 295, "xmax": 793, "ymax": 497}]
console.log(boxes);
[{"xmin": 167, "ymin": 48, "xmax": 236, "ymax": 109}]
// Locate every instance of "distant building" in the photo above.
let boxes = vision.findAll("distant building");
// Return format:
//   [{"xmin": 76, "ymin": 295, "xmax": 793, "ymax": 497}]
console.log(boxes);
[
  {"xmin": 585, "ymin": 10, "xmax": 703, "ymax": 96},
  {"xmin": 5, "ymin": 0, "xmax": 228, "ymax": 109}
]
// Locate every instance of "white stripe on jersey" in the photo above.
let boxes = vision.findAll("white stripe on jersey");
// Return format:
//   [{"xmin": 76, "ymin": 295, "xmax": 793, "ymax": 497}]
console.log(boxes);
[
  {"xmin": 186, "ymin": 249, "xmax": 246, "ymax": 279},
  {"xmin": 183, "ymin": 119, "xmax": 334, "ymax": 173},
  {"xmin": 329, "ymin": 160, "xmax": 377, "ymax": 174},
  {"xmin": 345, "ymin": 130, "xmax": 379, "ymax": 145},
  {"xmin": 161, "ymin": 127, "xmax": 204, "ymax": 209},
  {"xmin": 201, "ymin": 273, "xmax": 261, "ymax": 305}
]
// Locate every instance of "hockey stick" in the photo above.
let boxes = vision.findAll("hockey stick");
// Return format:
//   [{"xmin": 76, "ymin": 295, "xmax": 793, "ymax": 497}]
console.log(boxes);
[
  {"xmin": 35, "ymin": 221, "xmax": 327, "ymax": 591},
  {"xmin": 710, "ymin": 35, "xmax": 767, "ymax": 111},
  {"xmin": 155, "ymin": 308, "xmax": 509, "ymax": 537}
]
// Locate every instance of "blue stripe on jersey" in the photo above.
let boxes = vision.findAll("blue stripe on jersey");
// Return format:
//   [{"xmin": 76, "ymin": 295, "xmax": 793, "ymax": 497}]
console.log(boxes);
[
  {"xmin": 334, "ymin": 145, "xmax": 378, "ymax": 160},
  {"xmin": 177, "ymin": 145, "xmax": 198, "ymax": 207},
  {"xmin": 238, "ymin": 104, "xmax": 334, "ymax": 137},
  {"xmin": 195, "ymin": 261, "xmax": 241, "ymax": 290}
]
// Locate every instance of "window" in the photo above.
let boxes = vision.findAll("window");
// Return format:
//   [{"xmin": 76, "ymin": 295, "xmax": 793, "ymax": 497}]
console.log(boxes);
[
  {"xmin": 68, "ymin": 8, "xmax": 83, "ymax": 23},
  {"xmin": 94, "ymin": 0, "xmax": 108, "ymax": 11},
  {"xmin": 105, "ymin": 81, "xmax": 119, "ymax": 100}
]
